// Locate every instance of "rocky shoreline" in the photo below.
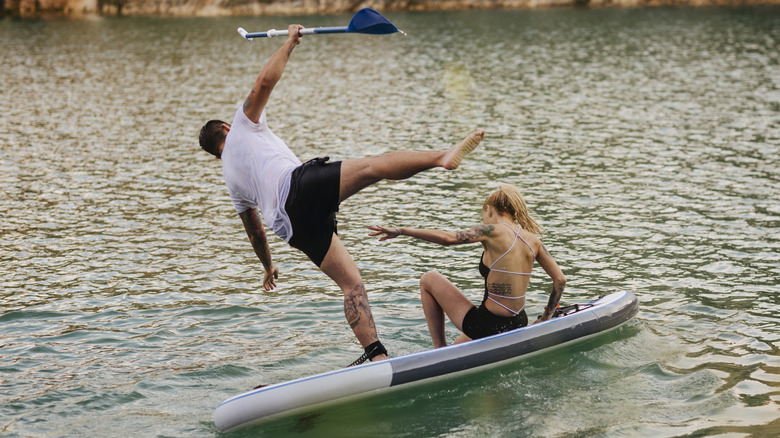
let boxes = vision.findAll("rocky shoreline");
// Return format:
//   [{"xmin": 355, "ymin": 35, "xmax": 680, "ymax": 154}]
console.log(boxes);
[{"xmin": 4, "ymin": 0, "xmax": 779, "ymax": 18}]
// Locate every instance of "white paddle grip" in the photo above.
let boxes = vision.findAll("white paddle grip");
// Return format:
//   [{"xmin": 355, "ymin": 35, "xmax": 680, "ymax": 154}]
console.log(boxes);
[
  {"xmin": 266, "ymin": 29, "xmax": 288, "ymax": 38},
  {"xmin": 237, "ymin": 27, "xmax": 251, "ymax": 40}
]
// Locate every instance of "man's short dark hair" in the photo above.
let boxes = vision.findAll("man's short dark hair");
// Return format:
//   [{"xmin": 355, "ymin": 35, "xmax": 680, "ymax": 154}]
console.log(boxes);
[{"xmin": 199, "ymin": 120, "xmax": 227, "ymax": 158}]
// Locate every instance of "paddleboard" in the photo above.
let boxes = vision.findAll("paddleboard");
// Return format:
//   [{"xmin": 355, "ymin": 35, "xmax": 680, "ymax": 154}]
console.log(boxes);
[{"xmin": 215, "ymin": 290, "xmax": 638, "ymax": 432}]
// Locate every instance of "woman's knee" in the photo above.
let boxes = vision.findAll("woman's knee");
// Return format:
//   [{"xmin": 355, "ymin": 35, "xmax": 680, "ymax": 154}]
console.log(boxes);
[
  {"xmin": 420, "ymin": 270, "xmax": 437, "ymax": 287},
  {"xmin": 420, "ymin": 270, "xmax": 445, "ymax": 291}
]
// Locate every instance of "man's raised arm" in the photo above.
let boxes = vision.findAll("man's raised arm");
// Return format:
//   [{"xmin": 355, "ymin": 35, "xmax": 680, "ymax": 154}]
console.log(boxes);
[{"xmin": 243, "ymin": 24, "xmax": 303, "ymax": 123}]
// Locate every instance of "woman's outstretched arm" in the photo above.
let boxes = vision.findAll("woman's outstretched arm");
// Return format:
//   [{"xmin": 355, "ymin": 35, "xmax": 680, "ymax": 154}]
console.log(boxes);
[{"xmin": 368, "ymin": 224, "xmax": 495, "ymax": 246}]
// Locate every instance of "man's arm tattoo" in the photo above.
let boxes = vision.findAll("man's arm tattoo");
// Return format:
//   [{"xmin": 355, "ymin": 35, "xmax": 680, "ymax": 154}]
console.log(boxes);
[
  {"xmin": 240, "ymin": 209, "xmax": 272, "ymax": 269},
  {"xmin": 243, "ymin": 90, "xmax": 254, "ymax": 112}
]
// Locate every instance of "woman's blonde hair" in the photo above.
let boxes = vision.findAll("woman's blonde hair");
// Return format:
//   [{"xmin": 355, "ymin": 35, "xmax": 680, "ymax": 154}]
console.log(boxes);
[{"xmin": 483, "ymin": 184, "xmax": 543, "ymax": 236}]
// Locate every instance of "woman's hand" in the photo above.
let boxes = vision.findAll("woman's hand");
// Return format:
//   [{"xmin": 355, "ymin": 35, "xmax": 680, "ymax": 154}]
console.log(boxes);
[
  {"xmin": 368, "ymin": 225, "xmax": 402, "ymax": 241},
  {"xmin": 533, "ymin": 314, "xmax": 551, "ymax": 324}
]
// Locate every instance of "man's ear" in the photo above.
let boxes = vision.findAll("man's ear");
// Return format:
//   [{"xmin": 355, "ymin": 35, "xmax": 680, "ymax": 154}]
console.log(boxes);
[{"xmin": 217, "ymin": 139, "xmax": 226, "ymax": 160}]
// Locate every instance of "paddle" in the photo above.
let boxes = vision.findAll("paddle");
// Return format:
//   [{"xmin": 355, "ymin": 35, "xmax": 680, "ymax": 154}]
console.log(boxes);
[{"xmin": 237, "ymin": 8, "xmax": 402, "ymax": 41}]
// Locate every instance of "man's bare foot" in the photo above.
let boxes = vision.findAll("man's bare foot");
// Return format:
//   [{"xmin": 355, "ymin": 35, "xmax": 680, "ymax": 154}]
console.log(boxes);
[{"xmin": 442, "ymin": 130, "xmax": 485, "ymax": 170}]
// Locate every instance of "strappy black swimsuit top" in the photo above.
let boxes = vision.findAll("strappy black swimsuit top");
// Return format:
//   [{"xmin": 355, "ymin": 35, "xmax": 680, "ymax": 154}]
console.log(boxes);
[{"xmin": 478, "ymin": 222, "xmax": 536, "ymax": 316}]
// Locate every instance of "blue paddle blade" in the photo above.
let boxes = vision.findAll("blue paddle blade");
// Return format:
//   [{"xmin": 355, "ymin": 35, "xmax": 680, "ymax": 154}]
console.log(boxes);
[{"xmin": 346, "ymin": 8, "xmax": 399, "ymax": 35}]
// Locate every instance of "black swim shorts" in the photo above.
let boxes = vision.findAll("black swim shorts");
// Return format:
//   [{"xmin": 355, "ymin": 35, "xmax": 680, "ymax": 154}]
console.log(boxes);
[
  {"xmin": 461, "ymin": 303, "xmax": 528, "ymax": 340},
  {"xmin": 285, "ymin": 157, "xmax": 342, "ymax": 267}
]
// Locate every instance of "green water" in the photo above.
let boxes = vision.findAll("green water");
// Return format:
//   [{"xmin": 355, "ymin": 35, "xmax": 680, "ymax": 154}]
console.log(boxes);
[{"xmin": 1, "ymin": 6, "xmax": 779, "ymax": 437}]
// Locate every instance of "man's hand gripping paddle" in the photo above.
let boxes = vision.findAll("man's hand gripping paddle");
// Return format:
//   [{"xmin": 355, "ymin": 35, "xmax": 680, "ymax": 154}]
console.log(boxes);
[{"xmin": 237, "ymin": 8, "xmax": 403, "ymax": 40}]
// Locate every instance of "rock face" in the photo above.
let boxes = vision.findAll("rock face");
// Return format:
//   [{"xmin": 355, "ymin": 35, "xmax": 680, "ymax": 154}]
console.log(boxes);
[{"xmin": 5, "ymin": 0, "xmax": 780, "ymax": 17}]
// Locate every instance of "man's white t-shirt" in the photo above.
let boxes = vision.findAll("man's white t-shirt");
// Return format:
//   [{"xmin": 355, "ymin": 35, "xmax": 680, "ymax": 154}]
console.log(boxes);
[{"xmin": 221, "ymin": 107, "xmax": 302, "ymax": 242}]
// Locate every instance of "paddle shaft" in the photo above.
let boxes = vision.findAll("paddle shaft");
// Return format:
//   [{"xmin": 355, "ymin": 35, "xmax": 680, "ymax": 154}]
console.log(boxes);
[{"xmin": 242, "ymin": 26, "xmax": 348, "ymax": 39}]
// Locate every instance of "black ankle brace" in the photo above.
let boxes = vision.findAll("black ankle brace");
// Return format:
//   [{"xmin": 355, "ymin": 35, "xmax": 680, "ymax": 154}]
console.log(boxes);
[
  {"xmin": 364, "ymin": 340, "xmax": 387, "ymax": 360},
  {"xmin": 347, "ymin": 340, "xmax": 388, "ymax": 367}
]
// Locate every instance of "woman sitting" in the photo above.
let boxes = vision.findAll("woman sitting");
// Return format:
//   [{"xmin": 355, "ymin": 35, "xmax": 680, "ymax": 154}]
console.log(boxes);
[{"xmin": 368, "ymin": 184, "xmax": 566, "ymax": 348}]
